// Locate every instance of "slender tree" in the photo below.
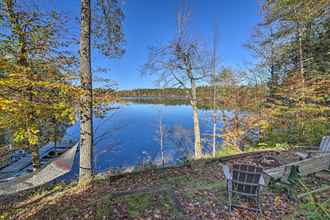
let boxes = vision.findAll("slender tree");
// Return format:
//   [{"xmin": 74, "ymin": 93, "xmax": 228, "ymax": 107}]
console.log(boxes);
[
  {"xmin": 79, "ymin": 0, "xmax": 93, "ymax": 183},
  {"xmin": 143, "ymin": 3, "xmax": 211, "ymax": 159},
  {"xmin": 210, "ymin": 27, "xmax": 219, "ymax": 157},
  {"xmin": 79, "ymin": 0, "xmax": 125, "ymax": 184}
]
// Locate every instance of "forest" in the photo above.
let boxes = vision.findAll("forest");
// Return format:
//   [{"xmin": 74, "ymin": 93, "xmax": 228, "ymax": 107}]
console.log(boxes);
[{"xmin": 0, "ymin": 0, "xmax": 330, "ymax": 219}]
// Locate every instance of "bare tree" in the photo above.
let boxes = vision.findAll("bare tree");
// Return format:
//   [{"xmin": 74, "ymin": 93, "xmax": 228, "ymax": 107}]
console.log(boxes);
[
  {"xmin": 210, "ymin": 27, "xmax": 220, "ymax": 157},
  {"xmin": 143, "ymin": 3, "xmax": 211, "ymax": 159}
]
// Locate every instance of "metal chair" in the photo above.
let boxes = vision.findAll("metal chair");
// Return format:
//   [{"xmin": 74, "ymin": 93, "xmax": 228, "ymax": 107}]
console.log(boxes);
[{"xmin": 224, "ymin": 163, "xmax": 264, "ymax": 214}]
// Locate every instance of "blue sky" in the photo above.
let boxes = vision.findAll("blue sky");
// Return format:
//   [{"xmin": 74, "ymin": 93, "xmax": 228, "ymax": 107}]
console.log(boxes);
[{"xmin": 46, "ymin": 0, "xmax": 263, "ymax": 90}]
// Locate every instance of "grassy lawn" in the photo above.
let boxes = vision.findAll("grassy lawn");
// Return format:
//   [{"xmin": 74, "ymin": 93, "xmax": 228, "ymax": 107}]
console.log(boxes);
[{"xmin": 1, "ymin": 151, "xmax": 330, "ymax": 220}]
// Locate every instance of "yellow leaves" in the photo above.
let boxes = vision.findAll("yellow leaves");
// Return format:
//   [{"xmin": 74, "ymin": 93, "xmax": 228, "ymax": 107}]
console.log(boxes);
[
  {"xmin": 30, "ymin": 126, "xmax": 39, "ymax": 135},
  {"xmin": 258, "ymin": 120, "xmax": 271, "ymax": 130},
  {"xmin": 13, "ymin": 126, "xmax": 40, "ymax": 145},
  {"xmin": 0, "ymin": 98, "xmax": 14, "ymax": 110},
  {"xmin": 28, "ymin": 134, "xmax": 39, "ymax": 146},
  {"xmin": 61, "ymin": 109, "xmax": 76, "ymax": 125},
  {"xmin": 0, "ymin": 76, "xmax": 77, "ymax": 147},
  {"xmin": 13, "ymin": 128, "xmax": 25, "ymax": 143},
  {"xmin": 274, "ymin": 195, "xmax": 282, "ymax": 208},
  {"xmin": 52, "ymin": 103, "xmax": 76, "ymax": 125},
  {"xmin": 57, "ymin": 102, "xmax": 66, "ymax": 109}
]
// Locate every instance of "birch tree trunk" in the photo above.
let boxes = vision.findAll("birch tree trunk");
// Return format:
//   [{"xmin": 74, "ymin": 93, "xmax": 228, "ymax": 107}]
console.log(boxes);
[
  {"xmin": 191, "ymin": 79, "xmax": 202, "ymax": 159},
  {"xmin": 211, "ymin": 29, "xmax": 218, "ymax": 157},
  {"xmin": 211, "ymin": 74, "xmax": 217, "ymax": 157},
  {"xmin": 79, "ymin": 0, "xmax": 93, "ymax": 184},
  {"xmin": 297, "ymin": 22, "xmax": 305, "ymax": 138},
  {"xmin": 159, "ymin": 114, "xmax": 165, "ymax": 167},
  {"xmin": 212, "ymin": 111, "xmax": 216, "ymax": 157}
]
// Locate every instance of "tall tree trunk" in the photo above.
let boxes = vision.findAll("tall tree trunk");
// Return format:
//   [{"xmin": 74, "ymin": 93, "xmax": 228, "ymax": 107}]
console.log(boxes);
[
  {"xmin": 212, "ymin": 110, "xmax": 216, "ymax": 157},
  {"xmin": 159, "ymin": 114, "xmax": 165, "ymax": 167},
  {"xmin": 211, "ymin": 66, "xmax": 217, "ymax": 157},
  {"xmin": 298, "ymin": 23, "xmax": 306, "ymax": 139},
  {"xmin": 31, "ymin": 145, "xmax": 40, "ymax": 170},
  {"xmin": 190, "ymin": 79, "xmax": 202, "ymax": 159},
  {"xmin": 29, "ymin": 92, "xmax": 40, "ymax": 170},
  {"xmin": 298, "ymin": 26, "xmax": 305, "ymax": 97},
  {"xmin": 79, "ymin": 0, "xmax": 93, "ymax": 184},
  {"xmin": 269, "ymin": 28, "xmax": 277, "ymax": 99},
  {"xmin": 54, "ymin": 121, "xmax": 58, "ymax": 155},
  {"xmin": 211, "ymin": 78, "xmax": 217, "ymax": 157},
  {"xmin": 211, "ymin": 27, "xmax": 218, "ymax": 157}
]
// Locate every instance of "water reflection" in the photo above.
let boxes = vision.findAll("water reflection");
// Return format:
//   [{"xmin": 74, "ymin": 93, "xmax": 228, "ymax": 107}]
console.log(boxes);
[
  {"xmin": 1, "ymin": 98, "xmax": 227, "ymax": 178},
  {"xmin": 86, "ymin": 100, "xmax": 226, "ymax": 174}
]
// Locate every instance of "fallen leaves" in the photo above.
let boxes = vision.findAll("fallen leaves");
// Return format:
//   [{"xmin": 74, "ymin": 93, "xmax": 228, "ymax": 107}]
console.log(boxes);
[{"xmin": 1, "ymin": 151, "xmax": 328, "ymax": 219}]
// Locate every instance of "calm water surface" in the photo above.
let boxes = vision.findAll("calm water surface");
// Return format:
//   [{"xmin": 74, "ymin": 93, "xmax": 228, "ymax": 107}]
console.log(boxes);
[{"xmin": 64, "ymin": 100, "xmax": 225, "ymax": 177}]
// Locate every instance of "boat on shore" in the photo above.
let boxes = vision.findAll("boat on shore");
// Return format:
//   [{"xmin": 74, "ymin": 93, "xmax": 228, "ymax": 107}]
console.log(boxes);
[
  {"xmin": 0, "ymin": 142, "xmax": 78, "ymax": 195},
  {"xmin": 0, "ymin": 141, "xmax": 76, "ymax": 181}
]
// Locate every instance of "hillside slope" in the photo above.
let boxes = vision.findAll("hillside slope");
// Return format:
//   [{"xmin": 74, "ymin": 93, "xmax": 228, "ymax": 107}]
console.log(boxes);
[{"xmin": 1, "ymin": 150, "xmax": 329, "ymax": 220}]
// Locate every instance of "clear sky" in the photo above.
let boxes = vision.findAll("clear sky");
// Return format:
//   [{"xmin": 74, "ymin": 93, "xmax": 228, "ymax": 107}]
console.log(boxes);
[{"xmin": 46, "ymin": 0, "xmax": 263, "ymax": 90}]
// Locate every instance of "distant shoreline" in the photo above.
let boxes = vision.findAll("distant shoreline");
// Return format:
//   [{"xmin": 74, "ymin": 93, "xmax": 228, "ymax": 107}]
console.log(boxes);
[{"xmin": 121, "ymin": 96, "xmax": 189, "ymax": 100}]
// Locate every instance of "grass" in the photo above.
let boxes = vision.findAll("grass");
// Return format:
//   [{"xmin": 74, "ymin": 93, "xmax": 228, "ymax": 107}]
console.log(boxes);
[
  {"xmin": 108, "ymin": 191, "xmax": 178, "ymax": 218},
  {"xmin": 292, "ymin": 198, "xmax": 330, "ymax": 220},
  {"xmin": 125, "ymin": 192, "xmax": 152, "ymax": 218},
  {"xmin": 95, "ymin": 195, "xmax": 113, "ymax": 219},
  {"xmin": 2, "ymin": 150, "xmax": 328, "ymax": 219},
  {"xmin": 180, "ymin": 180, "xmax": 227, "ymax": 203},
  {"xmin": 215, "ymin": 145, "xmax": 242, "ymax": 157}
]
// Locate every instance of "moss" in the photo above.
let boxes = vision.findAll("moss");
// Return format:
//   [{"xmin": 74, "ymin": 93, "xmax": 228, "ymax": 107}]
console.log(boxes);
[
  {"xmin": 125, "ymin": 192, "xmax": 153, "ymax": 218},
  {"xmin": 188, "ymin": 179, "xmax": 225, "ymax": 190},
  {"xmin": 95, "ymin": 195, "xmax": 113, "ymax": 218},
  {"xmin": 294, "ymin": 197, "xmax": 330, "ymax": 220},
  {"xmin": 160, "ymin": 175, "xmax": 193, "ymax": 186},
  {"xmin": 161, "ymin": 193, "xmax": 175, "ymax": 211},
  {"xmin": 215, "ymin": 145, "xmax": 241, "ymax": 157},
  {"xmin": 156, "ymin": 192, "xmax": 178, "ymax": 215},
  {"xmin": 182, "ymin": 180, "xmax": 227, "ymax": 201}
]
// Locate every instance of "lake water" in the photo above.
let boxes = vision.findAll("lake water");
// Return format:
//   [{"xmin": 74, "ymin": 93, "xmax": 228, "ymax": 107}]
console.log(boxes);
[{"xmin": 63, "ymin": 99, "xmax": 225, "ymax": 177}]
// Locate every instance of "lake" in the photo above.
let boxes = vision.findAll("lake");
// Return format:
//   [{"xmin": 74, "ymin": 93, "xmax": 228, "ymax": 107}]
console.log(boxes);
[{"xmin": 63, "ymin": 99, "xmax": 226, "ymax": 177}]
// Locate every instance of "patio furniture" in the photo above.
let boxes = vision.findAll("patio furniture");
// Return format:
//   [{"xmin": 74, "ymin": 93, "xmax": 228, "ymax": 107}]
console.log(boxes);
[
  {"xmin": 295, "ymin": 136, "xmax": 330, "ymax": 160},
  {"xmin": 223, "ymin": 163, "xmax": 264, "ymax": 214}
]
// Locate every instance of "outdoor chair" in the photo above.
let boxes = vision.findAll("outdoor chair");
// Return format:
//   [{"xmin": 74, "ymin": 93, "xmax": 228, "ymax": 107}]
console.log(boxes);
[
  {"xmin": 223, "ymin": 163, "xmax": 265, "ymax": 214},
  {"xmin": 295, "ymin": 136, "xmax": 330, "ymax": 160}
]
